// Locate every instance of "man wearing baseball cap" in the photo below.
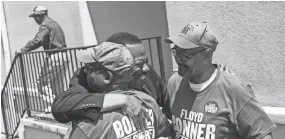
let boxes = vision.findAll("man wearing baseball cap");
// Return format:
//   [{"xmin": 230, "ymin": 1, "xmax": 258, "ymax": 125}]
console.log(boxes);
[
  {"xmin": 63, "ymin": 42, "xmax": 173, "ymax": 139},
  {"xmin": 19, "ymin": 6, "xmax": 68, "ymax": 112},
  {"xmin": 163, "ymin": 21, "xmax": 275, "ymax": 139},
  {"xmin": 21, "ymin": 6, "xmax": 66, "ymax": 52}
]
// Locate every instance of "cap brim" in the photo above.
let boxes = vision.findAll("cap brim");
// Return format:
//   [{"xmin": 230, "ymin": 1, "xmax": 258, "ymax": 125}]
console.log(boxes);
[
  {"xmin": 165, "ymin": 34, "xmax": 199, "ymax": 49},
  {"xmin": 29, "ymin": 13, "xmax": 36, "ymax": 17},
  {"xmin": 76, "ymin": 48, "xmax": 97, "ymax": 63}
]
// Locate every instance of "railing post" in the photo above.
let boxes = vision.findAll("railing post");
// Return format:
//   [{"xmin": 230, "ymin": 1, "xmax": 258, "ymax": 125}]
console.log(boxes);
[
  {"xmin": 1, "ymin": 93, "xmax": 9, "ymax": 139},
  {"xmin": 156, "ymin": 37, "xmax": 166, "ymax": 83},
  {"xmin": 19, "ymin": 54, "xmax": 31, "ymax": 117}
]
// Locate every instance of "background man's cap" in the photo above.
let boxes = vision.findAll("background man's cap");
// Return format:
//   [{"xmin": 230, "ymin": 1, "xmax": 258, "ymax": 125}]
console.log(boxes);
[
  {"xmin": 29, "ymin": 6, "xmax": 48, "ymax": 17},
  {"xmin": 76, "ymin": 42, "xmax": 134, "ymax": 72},
  {"xmin": 165, "ymin": 21, "xmax": 218, "ymax": 51}
]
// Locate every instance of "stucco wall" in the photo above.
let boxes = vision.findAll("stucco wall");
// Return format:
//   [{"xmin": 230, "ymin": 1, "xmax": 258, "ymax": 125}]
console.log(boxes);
[
  {"xmin": 1, "ymin": 42, "xmax": 6, "ymax": 85},
  {"xmin": 3, "ymin": 1, "xmax": 84, "ymax": 59},
  {"xmin": 166, "ymin": 1, "xmax": 285, "ymax": 107}
]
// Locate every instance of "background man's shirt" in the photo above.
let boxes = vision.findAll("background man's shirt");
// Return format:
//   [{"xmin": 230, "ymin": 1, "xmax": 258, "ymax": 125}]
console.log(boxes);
[
  {"xmin": 21, "ymin": 17, "xmax": 66, "ymax": 54},
  {"xmin": 165, "ymin": 70, "xmax": 276, "ymax": 139}
]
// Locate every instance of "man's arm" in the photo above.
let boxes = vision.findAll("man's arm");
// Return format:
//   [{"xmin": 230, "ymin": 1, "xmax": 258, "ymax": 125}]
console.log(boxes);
[
  {"xmin": 51, "ymin": 84, "xmax": 105, "ymax": 123},
  {"xmin": 20, "ymin": 25, "xmax": 49, "ymax": 52},
  {"xmin": 161, "ymin": 92, "xmax": 172, "ymax": 120},
  {"xmin": 51, "ymin": 67, "xmax": 105, "ymax": 123},
  {"xmin": 233, "ymin": 85, "xmax": 276, "ymax": 139},
  {"xmin": 52, "ymin": 67, "xmax": 149, "ymax": 126}
]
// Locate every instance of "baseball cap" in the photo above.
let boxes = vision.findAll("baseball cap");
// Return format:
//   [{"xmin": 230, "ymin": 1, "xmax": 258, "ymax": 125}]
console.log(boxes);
[
  {"xmin": 76, "ymin": 42, "xmax": 134, "ymax": 72},
  {"xmin": 165, "ymin": 21, "xmax": 218, "ymax": 51},
  {"xmin": 29, "ymin": 6, "xmax": 48, "ymax": 17}
]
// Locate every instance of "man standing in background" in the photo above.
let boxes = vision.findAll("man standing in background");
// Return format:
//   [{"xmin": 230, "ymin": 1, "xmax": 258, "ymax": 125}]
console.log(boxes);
[{"xmin": 19, "ymin": 6, "xmax": 68, "ymax": 112}]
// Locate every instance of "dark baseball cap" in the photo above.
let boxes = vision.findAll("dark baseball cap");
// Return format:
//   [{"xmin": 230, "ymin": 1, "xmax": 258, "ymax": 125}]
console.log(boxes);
[{"xmin": 165, "ymin": 21, "xmax": 218, "ymax": 51}]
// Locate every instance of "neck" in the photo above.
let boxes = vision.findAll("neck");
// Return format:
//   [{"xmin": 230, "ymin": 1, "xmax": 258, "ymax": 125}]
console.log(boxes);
[{"xmin": 189, "ymin": 64, "xmax": 216, "ymax": 84}]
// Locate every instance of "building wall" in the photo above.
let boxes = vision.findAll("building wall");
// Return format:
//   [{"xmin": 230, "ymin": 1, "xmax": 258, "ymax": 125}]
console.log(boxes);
[
  {"xmin": 166, "ymin": 1, "xmax": 285, "ymax": 107},
  {"xmin": 3, "ymin": 1, "xmax": 84, "ymax": 60},
  {"xmin": 1, "ymin": 40, "xmax": 6, "ymax": 85},
  {"xmin": 87, "ymin": 1, "xmax": 173, "ymax": 80}
]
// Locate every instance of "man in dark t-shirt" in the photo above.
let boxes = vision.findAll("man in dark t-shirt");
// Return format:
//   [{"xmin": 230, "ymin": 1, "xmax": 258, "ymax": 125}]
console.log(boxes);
[
  {"xmin": 163, "ymin": 21, "xmax": 275, "ymax": 139},
  {"xmin": 65, "ymin": 42, "xmax": 173, "ymax": 139}
]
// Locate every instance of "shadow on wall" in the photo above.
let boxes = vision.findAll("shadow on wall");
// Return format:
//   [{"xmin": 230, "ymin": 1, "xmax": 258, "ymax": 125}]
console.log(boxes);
[{"xmin": 166, "ymin": 1, "xmax": 285, "ymax": 107}]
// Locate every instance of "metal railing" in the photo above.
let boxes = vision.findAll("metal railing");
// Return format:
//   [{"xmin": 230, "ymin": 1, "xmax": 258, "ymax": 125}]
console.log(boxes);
[{"xmin": 1, "ymin": 36, "xmax": 165, "ymax": 139}]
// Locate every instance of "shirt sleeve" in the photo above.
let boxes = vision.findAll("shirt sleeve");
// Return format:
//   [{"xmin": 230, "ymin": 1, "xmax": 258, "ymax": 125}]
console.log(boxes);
[
  {"xmin": 235, "ymin": 95, "xmax": 276, "ymax": 139},
  {"xmin": 155, "ymin": 102, "xmax": 175, "ymax": 138},
  {"xmin": 51, "ymin": 67, "xmax": 105, "ymax": 123},
  {"xmin": 162, "ymin": 91, "xmax": 172, "ymax": 120},
  {"xmin": 21, "ymin": 25, "xmax": 50, "ymax": 52},
  {"xmin": 162, "ymin": 71, "xmax": 183, "ymax": 120}
]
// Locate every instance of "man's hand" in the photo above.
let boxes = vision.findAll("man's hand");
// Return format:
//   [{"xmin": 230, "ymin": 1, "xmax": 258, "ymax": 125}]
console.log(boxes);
[
  {"xmin": 15, "ymin": 50, "xmax": 21, "ymax": 54},
  {"xmin": 123, "ymin": 96, "xmax": 151, "ymax": 130},
  {"xmin": 218, "ymin": 64, "xmax": 236, "ymax": 76},
  {"xmin": 102, "ymin": 93, "xmax": 151, "ymax": 130}
]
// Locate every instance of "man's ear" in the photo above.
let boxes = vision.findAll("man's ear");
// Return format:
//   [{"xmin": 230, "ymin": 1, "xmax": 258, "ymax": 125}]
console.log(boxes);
[
  {"xmin": 103, "ymin": 71, "xmax": 113, "ymax": 84},
  {"xmin": 203, "ymin": 49, "xmax": 212, "ymax": 61}
]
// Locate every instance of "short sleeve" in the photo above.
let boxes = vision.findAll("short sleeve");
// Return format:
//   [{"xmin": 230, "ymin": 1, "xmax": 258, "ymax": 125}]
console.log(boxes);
[
  {"xmin": 235, "ymin": 97, "xmax": 276, "ymax": 139},
  {"xmin": 166, "ymin": 72, "xmax": 183, "ymax": 108}
]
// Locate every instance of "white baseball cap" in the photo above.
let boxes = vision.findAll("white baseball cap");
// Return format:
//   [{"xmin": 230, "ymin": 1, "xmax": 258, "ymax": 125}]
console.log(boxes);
[
  {"xmin": 29, "ymin": 6, "xmax": 48, "ymax": 17},
  {"xmin": 165, "ymin": 21, "xmax": 218, "ymax": 51}
]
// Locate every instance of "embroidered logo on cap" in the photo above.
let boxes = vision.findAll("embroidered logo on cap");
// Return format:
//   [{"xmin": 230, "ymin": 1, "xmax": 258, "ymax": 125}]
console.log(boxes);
[
  {"xmin": 204, "ymin": 101, "xmax": 219, "ymax": 114},
  {"xmin": 181, "ymin": 24, "xmax": 194, "ymax": 34}
]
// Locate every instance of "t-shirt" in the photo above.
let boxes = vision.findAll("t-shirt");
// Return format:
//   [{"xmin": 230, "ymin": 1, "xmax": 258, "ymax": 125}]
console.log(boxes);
[
  {"xmin": 165, "ymin": 70, "xmax": 276, "ymax": 139},
  {"xmin": 68, "ymin": 90, "xmax": 173, "ymax": 139}
]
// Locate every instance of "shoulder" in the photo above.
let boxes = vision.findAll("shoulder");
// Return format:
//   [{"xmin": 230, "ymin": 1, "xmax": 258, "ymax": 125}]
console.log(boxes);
[
  {"xmin": 131, "ymin": 90, "xmax": 158, "ymax": 103},
  {"xmin": 167, "ymin": 71, "xmax": 183, "ymax": 95},
  {"xmin": 217, "ymin": 71, "xmax": 255, "ymax": 103},
  {"xmin": 128, "ymin": 90, "xmax": 161, "ymax": 111},
  {"xmin": 42, "ymin": 17, "xmax": 59, "ymax": 27}
]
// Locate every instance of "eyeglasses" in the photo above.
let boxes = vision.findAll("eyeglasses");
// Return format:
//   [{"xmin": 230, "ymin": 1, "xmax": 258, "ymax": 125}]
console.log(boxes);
[
  {"xmin": 171, "ymin": 47, "xmax": 207, "ymax": 60},
  {"xmin": 171, "ymin": 48, "xmax": 208, "ymax": 60}
]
